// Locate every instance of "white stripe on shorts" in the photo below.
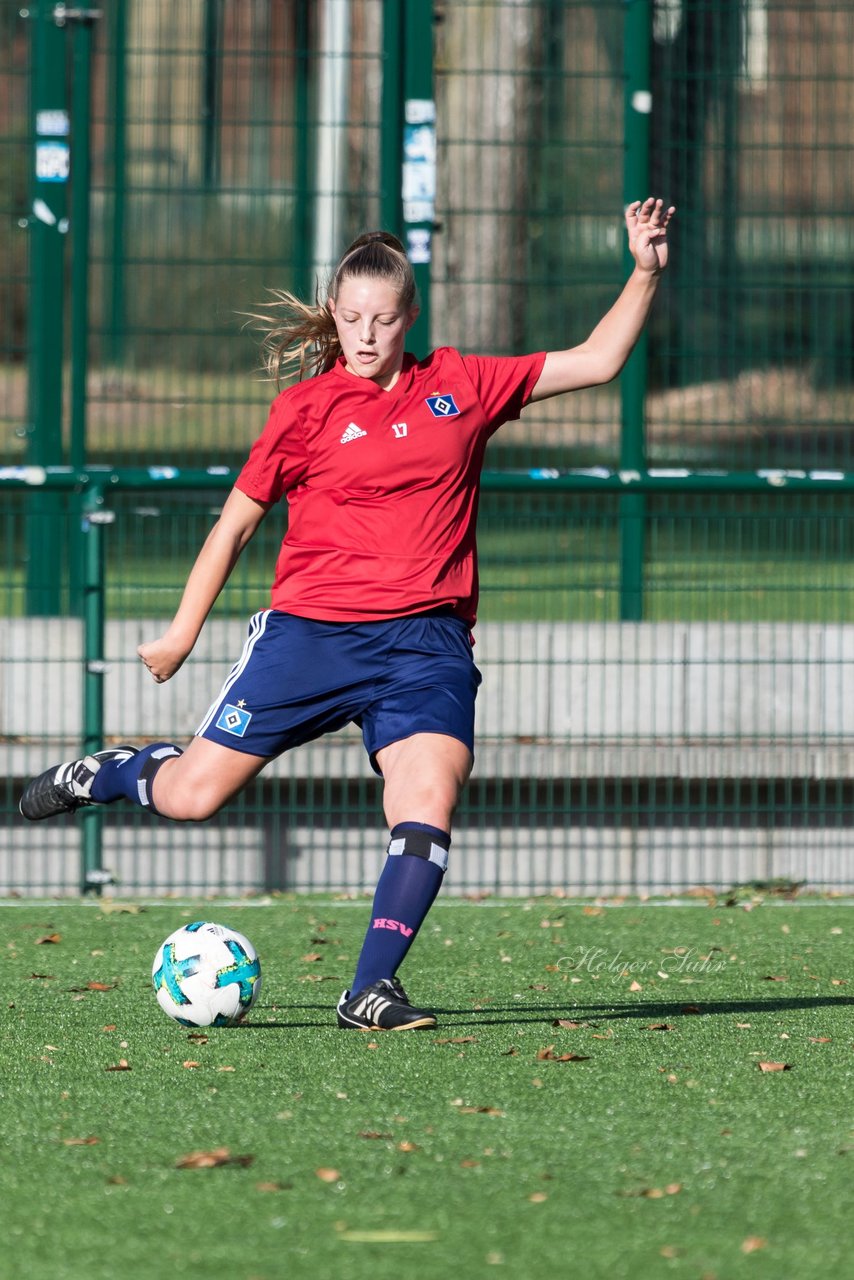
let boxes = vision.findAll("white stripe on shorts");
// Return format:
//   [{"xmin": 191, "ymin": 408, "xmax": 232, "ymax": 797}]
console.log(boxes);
[{"xmin": 195, "ymin": 609, "xmax": 270, "ymax": 739}]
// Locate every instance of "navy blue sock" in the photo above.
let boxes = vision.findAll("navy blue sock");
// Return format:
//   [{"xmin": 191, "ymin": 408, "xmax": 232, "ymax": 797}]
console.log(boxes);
[
  {"xmin": 91, "ymin": 742, "xmax": 182, "ymax": 812},
  {"xmin": 349, "ymin": 822, "xmax": 450, "ymax": 996}
]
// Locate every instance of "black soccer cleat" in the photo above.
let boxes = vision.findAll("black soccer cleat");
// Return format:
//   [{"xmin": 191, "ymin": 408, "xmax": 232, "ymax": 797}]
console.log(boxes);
[
  {"xmin": 336, "ymin": 976, "xmax": 437, "ymax": 1031},
  {"xmin": 19, "ymin": 746, "xmax": 138, "ymax": 821}
]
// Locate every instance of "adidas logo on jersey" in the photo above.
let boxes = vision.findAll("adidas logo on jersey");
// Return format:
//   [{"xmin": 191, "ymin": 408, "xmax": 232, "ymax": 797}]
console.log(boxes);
[{"xmin": 340, "ymin": 422, "xmax": 367, "ymax": 444}]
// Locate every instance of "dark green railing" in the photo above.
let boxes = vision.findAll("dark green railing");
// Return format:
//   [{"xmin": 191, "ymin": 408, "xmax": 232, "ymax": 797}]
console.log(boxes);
[{"xmin": 1, "ymin": 465, "xmax": 851, "ymax": 894}]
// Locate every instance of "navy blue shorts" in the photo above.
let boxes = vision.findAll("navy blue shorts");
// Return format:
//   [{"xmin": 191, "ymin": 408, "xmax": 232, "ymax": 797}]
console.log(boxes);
[{"xmin": 196, "ymin": 610, "xmax": 482, "ymax": 774}]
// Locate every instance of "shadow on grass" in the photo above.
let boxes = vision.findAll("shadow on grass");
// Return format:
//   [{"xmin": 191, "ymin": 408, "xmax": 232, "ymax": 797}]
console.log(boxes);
[
  {"xmin": 240, "ymin": 994, "xmax": 854, "ymax": 1030},
  {"xmin": 430, "ymin": 996, "xmax": 854, "ymax": 1025}
]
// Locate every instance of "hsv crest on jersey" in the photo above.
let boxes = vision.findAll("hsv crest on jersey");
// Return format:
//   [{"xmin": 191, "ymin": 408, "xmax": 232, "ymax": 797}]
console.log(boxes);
[
  {"xmin": 425, "ymin": 393, "xmax": 461, "ymax": 418},
  {"xmin": 340, "ymin": 421, "xmax": 367, "ymax": 444},
  {"xmin": 215, "ymin": 703, "xmax": 252, "ymax": 737}
]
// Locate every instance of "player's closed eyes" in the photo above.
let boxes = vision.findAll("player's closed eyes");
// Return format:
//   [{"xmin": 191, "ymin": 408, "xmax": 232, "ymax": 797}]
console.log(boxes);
[{"xmin": 341, "ymin": 314, "xmax": 400, "ymax": 325}]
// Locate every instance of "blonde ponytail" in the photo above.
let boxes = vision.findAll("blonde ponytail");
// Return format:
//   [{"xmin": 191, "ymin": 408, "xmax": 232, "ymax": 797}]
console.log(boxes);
[
  {"xmin": 247, "ymin": 291, "xmax": 341, "ymax": 384},
  {"xmin": 248, "ymin": 230, "xmax": 417, "ymax": 386}
]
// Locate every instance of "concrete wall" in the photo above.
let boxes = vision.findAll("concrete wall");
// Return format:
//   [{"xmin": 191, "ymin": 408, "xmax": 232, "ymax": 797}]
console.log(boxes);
[{"xmin": 3, "ymin": 618, "xmax": 853, "ymax": 775}]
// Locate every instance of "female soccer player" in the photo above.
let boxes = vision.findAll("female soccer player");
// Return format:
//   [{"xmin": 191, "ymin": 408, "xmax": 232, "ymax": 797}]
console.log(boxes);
[{"xmin": 20, "ymin": 198, "xmax": 674, "ymax": 1030}]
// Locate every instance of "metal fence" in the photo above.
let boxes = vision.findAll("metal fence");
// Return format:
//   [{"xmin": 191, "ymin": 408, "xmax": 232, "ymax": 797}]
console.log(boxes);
[
  {"xmin": 1, "ymin": 1, "xmax": 853, "ymax": 895},
  {"xmin": 2, "ymin": 466, "xmax": 852, "ymax": 896}
]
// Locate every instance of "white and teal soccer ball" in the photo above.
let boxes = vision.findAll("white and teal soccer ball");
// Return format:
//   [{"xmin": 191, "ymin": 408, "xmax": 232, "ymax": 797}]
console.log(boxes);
[{"xmin": 151, "ymin": 921, "xmax": 262, "ymax": 1027}]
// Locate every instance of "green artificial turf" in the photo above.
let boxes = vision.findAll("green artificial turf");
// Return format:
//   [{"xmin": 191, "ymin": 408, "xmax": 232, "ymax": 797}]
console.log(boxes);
[{"xmin": 3, "ymin": 896, "xmax": 854, "ymax": 1279}]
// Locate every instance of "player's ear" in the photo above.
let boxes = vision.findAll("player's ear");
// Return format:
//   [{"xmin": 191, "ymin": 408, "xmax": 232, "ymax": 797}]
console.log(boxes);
[{"xmin": 405, "ymin": 306, "xmax": 420, "ymax": 331}]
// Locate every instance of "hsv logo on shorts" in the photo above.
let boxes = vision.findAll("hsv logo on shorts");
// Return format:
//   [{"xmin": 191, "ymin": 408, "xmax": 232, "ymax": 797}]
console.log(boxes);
[
  {"xmin": 424, "ymin": 393, "xmax": 461, "ymax": 418},
  {"xmin": 216, "ymin": 703, "xmax": 252, "ymax": 737}
]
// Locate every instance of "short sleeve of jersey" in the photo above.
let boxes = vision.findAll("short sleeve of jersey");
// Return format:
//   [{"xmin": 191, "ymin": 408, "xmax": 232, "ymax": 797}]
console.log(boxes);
[
  {"xmin": 234, "ymin": 391, "xmax": 311, "ymax": 504},
  {"xmin": 461, "ymin": 350, "xmax": 546, "ymax": 435}
]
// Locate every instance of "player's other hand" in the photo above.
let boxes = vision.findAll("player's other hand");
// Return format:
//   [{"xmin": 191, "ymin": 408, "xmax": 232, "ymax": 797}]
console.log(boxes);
[
  {"xmin": 625, "ymin": 197, "xmax": 675, "ymax": 274},
  {"xmin": 137, "ymin": 634, "xmax": 191, "ymax": 684}
]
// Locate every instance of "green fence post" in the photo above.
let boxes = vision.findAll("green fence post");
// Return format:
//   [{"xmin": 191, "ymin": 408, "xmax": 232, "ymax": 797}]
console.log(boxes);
[
  {"xmin": 293, "ymin": 0, "xmax": 313, "ymax": 301},
  {"xmin": 79, "ymin": 477, "xmax": 112, "ymax": 894},
  {"xmin": 69, "ymin": 8, "xmax": 97, "ymax": 472},
  {"xmin": 106, "ymin": 0, "xmax": 127, "ymax": 365},
  {"xmin": 382, "ymin": 0, "xmax": 434, "ymax": 357},
  {"xmin": 68, "ymin": 9, "xmax": 99, "ymax": 618},
  {"xmin": 401, "ymin": 0, "xmax": 434, "ymax": 356},
  {"xmin": 26, "ymin": 1, "xmax": 69, "ymax": 615},
  {"xmin": 380, "ymin": 0, "xmax": 404, "ymax": 236},
  {"xmin": 619, "ymin": 0, "xmax": 653, "ymax": 622}
]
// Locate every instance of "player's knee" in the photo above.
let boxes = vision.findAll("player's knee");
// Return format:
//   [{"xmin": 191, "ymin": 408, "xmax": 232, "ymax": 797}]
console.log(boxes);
[{"xmin": 152, "ymin": 772, "xmax": 227, "ymax": 822}]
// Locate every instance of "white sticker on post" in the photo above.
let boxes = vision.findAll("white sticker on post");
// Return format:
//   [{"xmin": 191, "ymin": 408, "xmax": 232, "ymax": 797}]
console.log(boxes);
[
  {"xmin": 36, "ymin": 141, "xmax": 70, "ymax": 182},
  {"xmin": 36, "ymin": 109, "xmax": 70, "ymax": 137}
]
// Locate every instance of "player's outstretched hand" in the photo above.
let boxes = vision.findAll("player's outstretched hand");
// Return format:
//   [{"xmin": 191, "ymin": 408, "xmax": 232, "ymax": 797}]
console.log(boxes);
[
  {"xmin": 137, "ymin": 634, "xmax": 191, "ymax": 684},
  {"xmin": 626, "ymin": 197, "xmax": 675, "ymax": 274}
]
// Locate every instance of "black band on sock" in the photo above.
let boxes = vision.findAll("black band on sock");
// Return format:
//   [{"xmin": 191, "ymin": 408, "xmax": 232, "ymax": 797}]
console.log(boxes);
[
  {"xmin": 138, "ymin": 745, "xmax": 183, "ymax": 816},
  {"xmin": 387, "ymin": 822, "xmax": 450, "ymax": 870}
]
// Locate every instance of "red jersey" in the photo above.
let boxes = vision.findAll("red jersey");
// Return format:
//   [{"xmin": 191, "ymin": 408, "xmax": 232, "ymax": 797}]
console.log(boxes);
[{"xmin": 235, "ymin": 345, "xmax": 546, "ymax": 624}]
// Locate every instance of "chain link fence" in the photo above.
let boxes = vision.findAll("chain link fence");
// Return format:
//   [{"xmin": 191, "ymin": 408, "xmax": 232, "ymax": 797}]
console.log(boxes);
[{"xmin": 1, "ymin": 1, "xmax": 852, "ymax": 895}]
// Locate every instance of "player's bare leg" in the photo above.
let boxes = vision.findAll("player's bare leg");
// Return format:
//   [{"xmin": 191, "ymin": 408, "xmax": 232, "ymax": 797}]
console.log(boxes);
[
  {"xmin": 375, "ymin": 731, "xmax": 473, "ymax": 831},
  {"xmin": 146, "ymin": 737, "xmax": 268, "ymax": 821}
]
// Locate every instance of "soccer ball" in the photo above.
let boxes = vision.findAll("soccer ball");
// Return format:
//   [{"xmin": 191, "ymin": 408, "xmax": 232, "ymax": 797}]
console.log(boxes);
[{"xmin": 151, "ymin": 921, "xmax": 262, "ymax": 1027}]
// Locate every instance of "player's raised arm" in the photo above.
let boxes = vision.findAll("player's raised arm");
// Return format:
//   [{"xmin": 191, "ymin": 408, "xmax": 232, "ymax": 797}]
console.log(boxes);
[
  {"xmin": 137, "ymin": 487, "xmax": 272, "ymax": 683},
  {"xmin": 529, "ymin": 197, "xmax": 675, "ymax": 403}
]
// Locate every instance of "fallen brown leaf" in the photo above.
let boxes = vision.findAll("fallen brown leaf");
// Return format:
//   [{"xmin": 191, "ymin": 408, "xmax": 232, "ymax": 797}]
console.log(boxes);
[
  {"xmin": 182, "ymin": 1060, "xmax": 201, "ymax": 1069},
  {"xmin": 536, "ymin": 1045, "xmax": 591, "ymax": 1063},
  {"xmin": 336, "ymin": 1229, "xmax": 439, "ymax": 1242},
  {"xmin": 300, "ymin": 952, "xmax": 323, "ymax": 962},
  {"xmin": 681, "ymin": 1004, "xmax": 702, "ymax": 1014},
  {"xmin": 758, "ymin": 1061, "xmax": 792, "ymax": 1072},
  {"xmin": 315, "ymin": 1167, "xmax": 341, "ymax": 1182},
  {"xmin": 358, "ymin": 1131, "xmax": 393, "ymax": 1141},
  {"xmin": 433, "ymin": 1036, "xmax": 477, "ymax": 1045},
  {"xmin": 741, "ymin": 1236, "xmax": 768, "ymax": 1253},
  {"xmin": 763, "ymin": 974, "xmax": 788, "ymax": 982},
  {"xmin": 176, "ymin": 1147, "xmax": 254, "ymax": 1170},
  {"xmin": 104, "ymin": 1059, "xmax": 131, "ymax": 1071},
  {"xmin": 62, "ymin": 1136, "xmax": 100, "ymax": 1146},
  {"xmin": 618, "ymin": 1183, "xmax": 682, "ymax": 1199},
  {"xmin": 628, "ymin": 980, "xmax": 643, "ymax": 992},
  {"xmin": 810, "ymin": 1036, "xmax": 832, "ymax": 1044},
  {"xmin": 86, "ymin": 981, "xmax": 116, "ymax": 992},
  {"xmin": 35, "ymin": 934, "xmax": 61, "ymax": 945},
  {"xmin": 646, "ymin": 1023, "xmax": 675, "ymax": 1032}
]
